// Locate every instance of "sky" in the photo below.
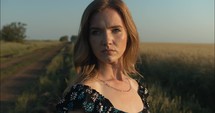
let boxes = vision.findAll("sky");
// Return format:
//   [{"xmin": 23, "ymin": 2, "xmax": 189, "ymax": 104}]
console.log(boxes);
[{"xmin": 1, "ymin": 0, "xmax": 214, "ymax": 43}]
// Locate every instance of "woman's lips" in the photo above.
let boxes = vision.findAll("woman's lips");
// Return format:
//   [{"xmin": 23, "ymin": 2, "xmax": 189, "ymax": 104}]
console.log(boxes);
[{"xmin": 101, "ymin": 49, "xmax": 116, "ymax": 55}]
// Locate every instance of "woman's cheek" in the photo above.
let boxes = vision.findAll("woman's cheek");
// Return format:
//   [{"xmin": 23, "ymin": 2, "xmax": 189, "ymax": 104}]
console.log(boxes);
[
  {"xmin": 90, "ymin": 37, "xmax": 100, "ymax": 52},
  {"xmin": 115, "ymin": 34, "xmax": 127, "ymax": 45}
]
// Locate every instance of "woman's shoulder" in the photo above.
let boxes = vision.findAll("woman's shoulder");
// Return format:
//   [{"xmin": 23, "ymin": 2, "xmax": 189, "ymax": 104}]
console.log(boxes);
[
  {"xmin": 56, "ymin": 84, "xmax": 88, "ymax": 111},
  {"xmin": 128, "ymin": 77, "xmax": 149, "ymax": 97},
  {"xmin": 56, "ymin": 83, "xmax": 106, "ymax": 112}
]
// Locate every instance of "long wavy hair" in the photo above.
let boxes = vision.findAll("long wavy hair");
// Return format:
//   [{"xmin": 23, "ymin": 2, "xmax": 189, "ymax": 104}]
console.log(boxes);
[{"xmin": 73, "ymin": 0, "xmax": 140, "ymax": 83}]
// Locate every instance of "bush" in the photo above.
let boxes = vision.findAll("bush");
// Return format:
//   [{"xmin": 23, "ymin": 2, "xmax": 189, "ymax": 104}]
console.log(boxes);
[
  {"xmin": 0, "ymin": 22, "xmax": 27, "ymax": 42},
  {"xmin": 59, "ymin": 35, "xmax": 68, "ymax": 42},
  {"xmin": 70, "ymin": 35, "xmax": 78, "ymax": 43}
]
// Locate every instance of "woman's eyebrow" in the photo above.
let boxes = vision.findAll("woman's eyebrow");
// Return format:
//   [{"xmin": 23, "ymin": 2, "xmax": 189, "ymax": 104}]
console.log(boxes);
[
  {"xmin": 108, "ymin": 25, "xmax": 122, "ymax": 29},
  {"xmin": 90, "ymin": 26, "xmax": 101, "ymax": 29},
  {"xmin": 90, "ymin": 25, "xmax": 122, "ymax": 29}
]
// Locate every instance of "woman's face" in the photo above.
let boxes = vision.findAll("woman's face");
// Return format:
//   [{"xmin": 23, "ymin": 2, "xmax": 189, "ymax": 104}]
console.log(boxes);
[{"xmin": 89, "ymin": 8, "xmax": 127, "ymax": 65}]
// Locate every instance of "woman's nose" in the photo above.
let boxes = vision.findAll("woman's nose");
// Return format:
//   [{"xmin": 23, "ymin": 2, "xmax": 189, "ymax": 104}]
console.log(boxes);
[{"xmin": 102, "ymin": 31, "xmax": 112, "ymax": 46}]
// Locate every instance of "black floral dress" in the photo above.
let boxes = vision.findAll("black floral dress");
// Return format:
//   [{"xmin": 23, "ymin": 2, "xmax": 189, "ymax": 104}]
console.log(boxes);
[{"xmin": 56, "ymin": 81, "xmax": 150, "ymax": 113}]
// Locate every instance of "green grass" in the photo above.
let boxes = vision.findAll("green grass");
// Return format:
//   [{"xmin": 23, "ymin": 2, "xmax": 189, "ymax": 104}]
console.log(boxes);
[
  {"xmin": 11, "ymin": 43, "xmax": 70, "ymax": 113},
  {"xmin": 14, "ymin": 92, "xmax": 37, "ymax": 113}
]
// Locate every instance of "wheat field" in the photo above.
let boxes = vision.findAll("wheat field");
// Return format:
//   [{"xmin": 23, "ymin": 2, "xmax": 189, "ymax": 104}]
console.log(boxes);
[{"xmin": 138, "ymin": 43, "xmax": 214, "ymax": 113}]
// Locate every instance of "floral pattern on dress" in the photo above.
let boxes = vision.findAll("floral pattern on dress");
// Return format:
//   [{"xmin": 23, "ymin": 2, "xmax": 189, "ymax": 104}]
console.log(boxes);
[{"xmin": 56, "ymin": 80, "xmax": 150, "ymax": 113}]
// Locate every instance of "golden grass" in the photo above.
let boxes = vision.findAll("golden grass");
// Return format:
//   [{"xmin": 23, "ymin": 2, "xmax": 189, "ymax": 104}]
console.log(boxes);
[
  {"xmin": 139, "ymin": 42, "xmax": 214, "ymax": 113},
  {"xmin": 140, "ymin": 42, "xmax": 214, "ymax": 57}
]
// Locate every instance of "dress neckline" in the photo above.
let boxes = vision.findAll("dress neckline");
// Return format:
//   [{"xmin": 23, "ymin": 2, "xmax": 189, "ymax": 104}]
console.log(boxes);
[{"xmin": 76, "ymin": 80, "xmax": 145, "ymax": 112}]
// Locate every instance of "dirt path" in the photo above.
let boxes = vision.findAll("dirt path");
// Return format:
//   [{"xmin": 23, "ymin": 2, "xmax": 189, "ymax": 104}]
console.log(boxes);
[
  {"xmin": 0, "ymin": 48, "xmax": 51, "ymax": 69},
  {"xmin": 0, "ymin": 43, "xmax": 65, "ymax": 112}
]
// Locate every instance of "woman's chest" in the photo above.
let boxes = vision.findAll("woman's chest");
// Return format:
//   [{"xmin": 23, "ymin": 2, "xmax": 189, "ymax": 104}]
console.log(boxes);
[{"xmin": 101, "ymin": 88, "xmax": 144, "ymax": 112}]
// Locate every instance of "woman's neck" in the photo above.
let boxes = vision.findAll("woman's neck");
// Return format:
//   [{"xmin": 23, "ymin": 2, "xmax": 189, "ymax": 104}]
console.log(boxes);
[{"xmin": 97, "ymin": 61, "xmax": 126, "ymax": 81}]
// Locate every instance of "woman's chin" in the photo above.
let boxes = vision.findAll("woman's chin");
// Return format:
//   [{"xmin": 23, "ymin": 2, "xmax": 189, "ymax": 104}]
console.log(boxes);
[{"xmin": 104, "ymin": 58, "xmax": 118, "ymax": 64}]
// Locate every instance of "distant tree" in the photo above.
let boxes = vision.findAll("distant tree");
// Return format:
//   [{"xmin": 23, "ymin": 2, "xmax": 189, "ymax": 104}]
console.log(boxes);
[
  {"xmin": 0, "ymin": 22, "xmax": 27, "ymax": 42},
  {"xmin": 70, "ymin": 35, "xmax": 78, "ymax": 43},
  {"xmin": 0, "ymin": 31, "xmax": 3, "ymax": 41},
  {"xmin": 59, "ymin": 35, "xmax": 69, "ymax": 42}
]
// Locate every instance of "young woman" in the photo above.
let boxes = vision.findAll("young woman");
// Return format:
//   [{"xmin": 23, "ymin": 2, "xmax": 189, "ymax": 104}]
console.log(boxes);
[{"xmin": 57, "ymin": 0, "xmax": 149, "ymax": 112}]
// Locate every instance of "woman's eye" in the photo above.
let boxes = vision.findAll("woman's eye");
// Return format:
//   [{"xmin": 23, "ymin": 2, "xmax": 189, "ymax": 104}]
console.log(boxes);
[
  {"xmin": 112, "ymin": 28, "xmax": 121, "ymax": 33},
  {"xmin": 90, "ymin": 30, "xmax": 100, "ymax": 35}
]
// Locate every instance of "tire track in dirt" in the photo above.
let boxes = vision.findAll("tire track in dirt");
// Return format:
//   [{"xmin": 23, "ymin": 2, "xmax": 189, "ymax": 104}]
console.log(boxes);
[
  {"xmin": 0, "ymin": 43, "xmax": 66, "ymax": 112},
  {"xmin": 0, "ymin": 48, "xmax": 52, "ymax": 69},
  {"xmin": 0, "ymin": 47, "xmax": 59, "ymax": 81}
]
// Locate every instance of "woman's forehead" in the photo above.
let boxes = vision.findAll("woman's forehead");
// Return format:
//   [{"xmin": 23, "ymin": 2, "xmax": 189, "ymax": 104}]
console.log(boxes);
[{"xmin": 89, "ymin": 8, "xmax": 125, "ymax": 29}]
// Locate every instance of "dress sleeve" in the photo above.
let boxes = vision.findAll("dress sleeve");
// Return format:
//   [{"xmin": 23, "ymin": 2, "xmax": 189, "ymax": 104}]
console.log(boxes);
[
  {"xmin": 137, "ymin": 81, "xmax": 150, "ymax": 112},
  {"xmin": 56, "ymin": 84, "xmax": 101, "ymax": 113},
  {"xmin": 56, "ymin": 85, "xmax": 86, "ymax": 113}
]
